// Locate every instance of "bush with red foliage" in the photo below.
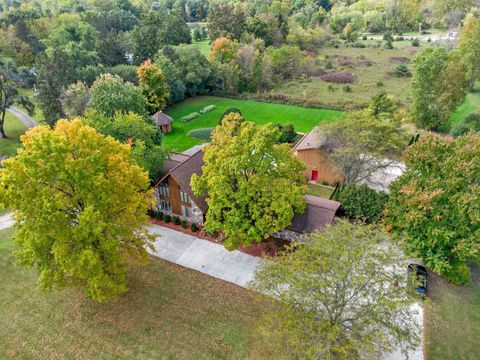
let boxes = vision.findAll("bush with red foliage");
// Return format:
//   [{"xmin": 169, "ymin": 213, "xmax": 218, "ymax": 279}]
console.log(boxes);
[{"xmin": 321, "ymin": 71, "xmax": 355, "ymax": 84}]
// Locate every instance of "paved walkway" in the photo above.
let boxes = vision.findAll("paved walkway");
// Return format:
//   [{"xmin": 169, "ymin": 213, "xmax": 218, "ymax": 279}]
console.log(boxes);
[
  {"xmin": 0, "ymin": 212, "xmax": 14, "ymax": 231},
  {"xmin": 147, "ymin": 224, "xmax": 264, "ymax": 288},
  {"xmin": 7, "ymin": 106, "xmax": 36, "ymax": 129}
]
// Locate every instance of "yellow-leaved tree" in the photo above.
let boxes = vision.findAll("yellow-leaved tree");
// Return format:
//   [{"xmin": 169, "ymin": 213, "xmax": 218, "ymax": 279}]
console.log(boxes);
[{"xmin": 0, "ymin": 119, "xmax": 154, "ymax": 302}]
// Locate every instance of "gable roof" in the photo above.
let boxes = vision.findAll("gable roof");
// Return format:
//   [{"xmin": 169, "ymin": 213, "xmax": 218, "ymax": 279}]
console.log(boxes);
[
  {"xmin": 153, "ymin": 111, "xmax": 173, "ymax": 126},
  {"xmin": 288, "ymin": 195, "xmax": 340, "ymax": 233},
  {"xmin": 293, "ymin": 127, "xmax": 326, "ymax": 151},
  {"xmin": 156, "ymin": 151, "xmax": 339, "ymax": 233},
  {"xmin": 157, "ymin": 150, "xmax": 207, "ymax": 213}
]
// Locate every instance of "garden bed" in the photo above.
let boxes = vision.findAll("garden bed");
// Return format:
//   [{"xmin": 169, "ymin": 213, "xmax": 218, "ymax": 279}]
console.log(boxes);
[{"xmin": 149, "ymin": 217, "xmax": 290, "ymax": 258}]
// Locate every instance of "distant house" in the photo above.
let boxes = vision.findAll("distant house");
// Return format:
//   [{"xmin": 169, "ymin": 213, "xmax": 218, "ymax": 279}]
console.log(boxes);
[
  {"xmin": 153, "ymin": 149, "xmax": 340, "ymax": 240},
  {"xmin": 446, "ymin": 27, "xmax": 460, "ymax": 40},
  {"xmin": 293, "ymin": 127, "xmax": 343, "ymax": 185},
  {"xmin": 153, "ymin": 111, "xmax": 173, "ymax": 133}
]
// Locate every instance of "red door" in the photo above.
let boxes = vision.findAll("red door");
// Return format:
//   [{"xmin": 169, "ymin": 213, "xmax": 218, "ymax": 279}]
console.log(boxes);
[{"xmin": 311, "ymin": 170, "xmax": 318, "ymax": 182}]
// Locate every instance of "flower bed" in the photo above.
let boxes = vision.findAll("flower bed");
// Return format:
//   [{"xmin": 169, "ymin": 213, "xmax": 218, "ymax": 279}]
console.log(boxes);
[{"xmin": 149, "ymin": 217, "xmax": 290, "ymax": 258}]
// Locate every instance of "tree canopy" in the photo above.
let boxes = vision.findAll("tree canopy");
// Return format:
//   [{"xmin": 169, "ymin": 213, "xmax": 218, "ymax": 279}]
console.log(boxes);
[
  {"xmin": 137, "ymin": 59, "xmax": 170, "ymax": 114},
  {"xmin": 385, "ymin": 132, "xmax": 480, "ymax": 284},
  {"xmin": 87, "ymin": 73, "xmax": 147, "ymax": 118},
  {"xmin": 191, "ymin": 113, "xmax": 306, "ymax": 249},
  {"xmin": 252, "ymin": 221, "xmax": 420, "ymax": 359},
  {"xmin": 319, "ymin": 109, "xmax": 407, "ymax": 186},
  {"xmin": 84, "ymin": 111, "xmax": 167, "ymax": 183},
  {"xmin": 0, "ymin": 119, "xmax": 154, "ymax": 302}
]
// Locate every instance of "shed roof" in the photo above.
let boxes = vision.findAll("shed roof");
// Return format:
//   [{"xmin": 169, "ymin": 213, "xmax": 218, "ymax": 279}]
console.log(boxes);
[
  {"xmin": 287, "ymin": 195, "xmax": 340, "ymax": 233},
  {"xmin": 153, "ymin": 111, "xmax": 173, "ymax": 126}
]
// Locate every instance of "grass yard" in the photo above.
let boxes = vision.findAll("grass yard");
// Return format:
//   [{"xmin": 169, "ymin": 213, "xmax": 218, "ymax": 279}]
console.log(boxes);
[
  {"xmin": 0, "ymin": 228, "xmax": 274, "ymax": 359},
  {"xmin": 444, "ymin": 85, "xmax": 480, "ymax": 131},
  {"xmin": 164, "ymin": 96, "xmax": 343, "ymax": 151},
  {"xmin": 274, "ymin": 46, "xmax": 420, "ymax": 110},
  {"xmin": 0, "ymin": 112, "xmax": 26, "ymax": 158},
  {"xmin": 424, "ymin": 265, "xmax": 480, "ymax": 359},
  {"xmin": 193, "ymin": 39, "xmax": 211, "ymax": 57},
  {"xmin": 306, "ymin": 183, "xmax": 335, "ymax": 199}
]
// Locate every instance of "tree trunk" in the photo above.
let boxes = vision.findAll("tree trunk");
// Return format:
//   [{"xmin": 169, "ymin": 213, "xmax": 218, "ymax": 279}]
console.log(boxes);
[{"xmin": 0, "ymin": 108, "xmax": 6, "ymax": 139}]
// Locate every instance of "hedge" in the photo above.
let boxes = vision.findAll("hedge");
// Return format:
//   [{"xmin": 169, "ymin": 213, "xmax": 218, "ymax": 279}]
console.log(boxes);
[
  {"xmin": 200, "ymin": 105, "xmax": 217, "ymax": 114},
  {"xmin": 181, "ymin": 112, "xmax": 200, "ymax": 122}
]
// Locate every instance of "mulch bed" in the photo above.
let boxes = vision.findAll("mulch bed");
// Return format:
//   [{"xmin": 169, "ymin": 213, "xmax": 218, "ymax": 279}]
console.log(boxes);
[{"xmin": 149, "ymin": 217, "xmax": 290, "ymax": 258}]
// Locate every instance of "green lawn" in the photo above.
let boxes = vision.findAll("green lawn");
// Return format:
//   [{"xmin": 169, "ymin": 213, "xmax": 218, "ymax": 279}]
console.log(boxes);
[
  {"xmin": 0, "ymin": 112, "xmax": 26, "ymax": 158},
  {"xmin": 193, "ymin": 39, "xmax": 211, "ymax": 57},
  {"xmin": 164, "ymin": 96, "xmax": 344, "ymax": 151},
  {"xmin": 424, "ymin": 265, "xmax": 480, "ymax": 359},
  {"xmin": 445, "ymin": 85, "xmax": 480, "ymax": 130},
  {"xmin": 0, "ymin": 228, "xmax": 274, "ymax": 359},
  {"xmin": 306, "ymin": 183, "xmax": 335, "ymax": 199}
]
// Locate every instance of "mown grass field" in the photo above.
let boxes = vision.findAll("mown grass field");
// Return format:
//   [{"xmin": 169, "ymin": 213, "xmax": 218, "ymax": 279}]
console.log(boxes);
[
  {"xmin": 0, "ymin": 112, "xmax": 26, "ymax": 158},
  {"xmin": 164, "ymin": 96, "xmax": 344, "ymax": 151},
  {"xmin": 0, "ymin": 228, "xmax": 274, "ymax": 359},
  {"xmin": 424, "ymin": 265, "xmax": 480, "ymax": 359},
  {"xmin": 445, "ymin": 85, "xmax": 480, "ymax": 130},
  {"xmin": 274, "ymin": 45, "xmax": 420, "ymax": 110}
]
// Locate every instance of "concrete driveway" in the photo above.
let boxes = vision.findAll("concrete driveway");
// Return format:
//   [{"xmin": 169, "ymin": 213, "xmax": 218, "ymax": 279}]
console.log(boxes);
[
  {"xmin": 0, "ymin": 213, "xmax": 14, "ymax": 231},
  {"xmin": 147, "ymin": 224, "xmax": 264, "ymax": 288}
]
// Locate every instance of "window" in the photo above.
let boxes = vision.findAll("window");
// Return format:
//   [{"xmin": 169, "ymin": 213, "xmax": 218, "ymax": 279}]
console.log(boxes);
[
  {"xmin": 159, "ymin": 200, "xmax": 172, "ymax": 212},
  {"xmin": 180, "ymin": 190, "xmax": 190, "ymax": 203},
  {"xmin": 181, "ymin": 205, "xmax": 193, "ymax": 218},
  {"xmin": 158, "ymin": 181, "xmax": 170, "ymax": 197}
]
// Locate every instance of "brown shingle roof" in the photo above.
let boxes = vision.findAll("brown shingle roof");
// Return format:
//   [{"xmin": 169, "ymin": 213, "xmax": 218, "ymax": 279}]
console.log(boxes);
[
  {"xmin": 169, "ymin": 150, "xmax": 207, "ymax": 212},
  {"xmin": 293, "ymin": 127, "xmax": 325, "ymax": 151},
  {"xmin": 287, "ymin": 195, "xmax": 340, "ymax": 233},
  {"xmin": 153, "ymin": 111, "xmax": 173, "ymax": 126}
]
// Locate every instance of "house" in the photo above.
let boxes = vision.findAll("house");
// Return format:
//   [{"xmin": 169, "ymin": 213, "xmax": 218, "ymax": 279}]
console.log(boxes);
[
  {"xmin": 153, "ymin": 111, "xmax": 173, "ymax": 133},
  {"xmin": 154, "ymin": 150, "xmax": 206, "ymax": 225},
  {"xmin": 293, "ymin": 127, "xmax": 343, "ymax": 185},
  {"xmin": 153, "ymin": 149, "xmax": 340, "ymax": 240}
]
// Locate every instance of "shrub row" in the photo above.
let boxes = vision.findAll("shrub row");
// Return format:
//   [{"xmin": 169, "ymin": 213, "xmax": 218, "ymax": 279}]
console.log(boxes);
[
  {"xmin": 181, "ymin": 112, "xmax": 200, "ymax": 122},
  {"xmin": 199, "ymin": 105, "xmax": 217, "ymax": 114},
  {"xmin": 147, "ymin": 209, "xmax": 199, "ymax": 232}
]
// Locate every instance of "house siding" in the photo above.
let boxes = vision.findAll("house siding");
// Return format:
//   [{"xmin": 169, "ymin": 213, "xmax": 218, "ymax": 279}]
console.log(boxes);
[
  {"xmin": 155, "ymin": 174, "xmax": 204, "ymax": 224},
  {"xmin": 294, "ymin": 148, "xmax": 344, "ymax": 185}
]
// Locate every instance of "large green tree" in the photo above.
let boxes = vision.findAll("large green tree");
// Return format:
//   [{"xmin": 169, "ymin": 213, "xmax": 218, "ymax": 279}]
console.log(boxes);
[
  {"xmin": 0, "ymin": 57, "xmax": 34, "ymax": 138},
  {"xmin": 411, "ymin": 48, "xmax": 468, "ymax": 130},
  {"xmin": 385, "ymin": 132, "xmax": 480, "ymax": 284},
  {"xmin": 87, "ymin": 73, "xmax": 147, "ymax": 118},
  {"xmin": 136, "ymin": 59, "xmax": 170, "ymax": 114},
  {"xmin": 458, "ymin": 13, "xmax": 480, "ymax": 90},
  {"xmin": 319, "ymin": 109, "xmax": 407, "ymax": 186},
  {"xmin": 84, "ymin": 111, "xmax": 167, "ymax": 183},
  {"xmin": 0, "ymin": 119, "xmax": 154, "ymax": 302},
  {"xmin": 191, "ymin": 114, "xmax": 306, "ymax": 249},
  {"xmin": 131, "ymin": 10, "xmax": 191, "ymax": 63},
  {"xmin": 252, "ymin": 221, "xmax": 420, "ymax": 359}
]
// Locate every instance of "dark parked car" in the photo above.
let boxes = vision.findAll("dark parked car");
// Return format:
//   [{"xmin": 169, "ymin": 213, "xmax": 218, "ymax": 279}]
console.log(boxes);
[{"xmin": 408, "ymin": 264, "xmax": 428, "ymax": 296}]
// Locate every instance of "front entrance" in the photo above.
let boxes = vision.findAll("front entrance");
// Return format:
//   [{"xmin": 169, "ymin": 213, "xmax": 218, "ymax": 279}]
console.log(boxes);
[{"xmin": 311, "ymin": 170, "xmax": 318, "ymax": 182}]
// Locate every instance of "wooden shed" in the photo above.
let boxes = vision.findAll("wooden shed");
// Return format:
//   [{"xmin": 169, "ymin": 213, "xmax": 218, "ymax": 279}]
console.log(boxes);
[{"xmin": 153, "ymin": 111, "xmax": 173, "ymax": 133}]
